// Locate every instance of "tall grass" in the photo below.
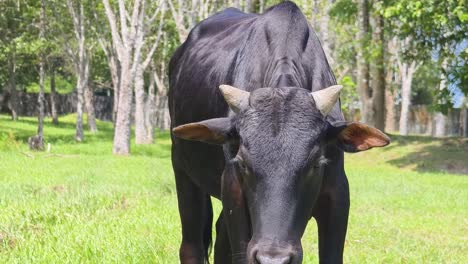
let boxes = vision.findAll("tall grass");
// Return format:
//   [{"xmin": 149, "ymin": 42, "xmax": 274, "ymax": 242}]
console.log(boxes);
[{"xmin": 0, "ymin": 115, "xmax": 466, "ymax": 263}]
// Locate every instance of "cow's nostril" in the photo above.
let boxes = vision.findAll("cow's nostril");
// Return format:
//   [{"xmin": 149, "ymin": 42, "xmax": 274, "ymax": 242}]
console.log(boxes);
[{"xmin": 255, "ymin": 253, "xmax": 291, "ymax": 264}]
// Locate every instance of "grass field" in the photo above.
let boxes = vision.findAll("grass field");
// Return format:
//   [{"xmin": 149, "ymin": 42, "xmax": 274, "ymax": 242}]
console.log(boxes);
[{"xmin": 0, "ymin": 115, "xmax": 467, "ymax": 263}]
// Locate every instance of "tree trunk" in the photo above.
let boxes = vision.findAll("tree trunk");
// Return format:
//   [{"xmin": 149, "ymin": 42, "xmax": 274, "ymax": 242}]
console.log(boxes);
[
  {"xmin": 50, "ymin": 64, "xmax": 59, "ymax": 124},
  {"xmin": 37, "ymin": 54, "xmax": 46, "ymax": 149},
  {"xmin": 154, "ymin": 78, "xmax": 170, "ymax": 131},
  {"xmin": 67, "ymin": 0, "xmax": 88, "ymax": 142},
  {"xmin": 433, "ymin": 112, "xmax": 446, "ymax": 137},
  {"xmin": 75, "ymin": 68, "xmax": 85, "ymax": 142},
  {"xmin": 370, "ymin": 11, "xmax": 385, "ymax": 131},
  {"xmin": 245, "ymin": 0, "xmax": 259, "ymax": 13},
  {"xmin": 113, "ymin": 58, "xmax": 133, "ymax": 154},
  {"xmin": 31, "ymin": 0, "xmax": 46, "ymax": 151},
  {"xmin": 7, "ymin": 49, "xmax": 19, "ymax": 121},
  {"xmin": 85, "ymin": 83, "xmax": 98, "ymax": 132},
  {"xmin": 398, "ymin": 72, "xmax": 411, "ymax": 135},
  {"xmin": 234, "ymin": 0, "xmax": 240, "ymax": 9},
  {"xmin": 106, "ymin": 47, "xmax": 120, "ymax": 125},
  {"xmin": 103, "ymin": 0, "xmax": 165, "ymax": 154},
  {"xmin": 385, "ymin": 37, "xmax": 398, "ymax": 132},
  {"xmin": 190, "ymin": 0, "xmax": 198, "ymax": 28},
  {"xmin": 398, "ymin": 61, "xmax": 417, "ymax": 135},
  {"xmin": 385, "ymin": 88, "xmax": 396, "ymax": 132},
  {"xmin": 433, "ymin": 58, "xmax": 448, "ymax": 138},
  {"xmin": 112, "ymin": 63, "xmax": 121, "ymax": 125},
  {"xmin": 134, "ymin": 67, "xmax": 150, "ymax": 144},
  {"xmin": 75, "ymin": 37, "xmax": 88, "ymax": 142},
  {"xmin": 156, "ymin": 93, "xmax": 170, "ymax": 130},
  {"xmin": 103, "ymin": 0, "xmax": 135, "ymax": 154},
  {"xmin": 98, "ymin": 40, "xmax": 120, "ymax": 125},
  {"xmin": 259, "ymin": 0, "xmax": 264, "ymax": 12},
  {"xmin": 460, "ymin": 97, "xmax": 467, "ymax": 137},
  {"xmin": 425, "ymin": 112, "xmax": 432, "ymax": 135},
  {"xmin": 319, "ymin": 0, "xmax": 334, "ymax": 66},
  {"xmin": 169, "ymin": 0, "xmax": 189, "ymax": 43},
  {"xmin": 357, "ymin": 0, "xmax": 371, "ymax": 124},
  {"xmin": 312, "ymin": 0, "xmax": 320, "ymax": 30},
  {"xmin": 145, "ymin": 68, "xmax": 157, "ymax": 143}
]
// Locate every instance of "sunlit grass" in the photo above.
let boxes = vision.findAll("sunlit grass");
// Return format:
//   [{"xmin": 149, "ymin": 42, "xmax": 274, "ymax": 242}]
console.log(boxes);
[{"xmin": 0, "ymin": 114, "xmax": 466, "ymax": 263}]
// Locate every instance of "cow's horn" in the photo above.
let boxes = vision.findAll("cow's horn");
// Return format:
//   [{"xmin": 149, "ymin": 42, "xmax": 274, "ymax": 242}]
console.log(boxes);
[
  {"xmin": 310, "ymin": 85, "xmax": 343, "ymax": 116},
  {"xmin": 219, "ymin": 85, "xmax": 250, "ymax": 113}
]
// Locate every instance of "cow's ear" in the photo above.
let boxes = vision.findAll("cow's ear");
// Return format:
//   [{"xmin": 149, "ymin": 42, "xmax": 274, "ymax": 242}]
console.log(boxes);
[
  {"xmin": 172, "ymin": 118, "xmax": 235, "ymax": 145},
  {"xmin": 327, "ymin": 122, "xmax": 390, "ymax": 152}
]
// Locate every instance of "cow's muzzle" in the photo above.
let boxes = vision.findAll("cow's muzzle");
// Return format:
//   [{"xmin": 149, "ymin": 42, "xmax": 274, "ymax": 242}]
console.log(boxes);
[{"xmin": 248, "ymin": 240, "xmax": 302, "ymax": 264}]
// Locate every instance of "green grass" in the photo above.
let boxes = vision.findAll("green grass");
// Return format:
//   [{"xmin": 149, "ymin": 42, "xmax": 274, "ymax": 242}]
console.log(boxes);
[{"xmin": 0, "ymin": 114, "xmax": 467, "ymax": 263}]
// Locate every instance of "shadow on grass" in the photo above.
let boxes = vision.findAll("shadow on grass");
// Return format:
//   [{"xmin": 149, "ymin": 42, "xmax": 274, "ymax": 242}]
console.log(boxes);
[{"xmin": 386, "ymin": 134, "xmax": 468, "ymax": 175}]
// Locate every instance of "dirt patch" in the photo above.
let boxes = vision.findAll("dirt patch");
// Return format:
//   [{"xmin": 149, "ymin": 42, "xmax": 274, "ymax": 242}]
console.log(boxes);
[
  {"xmin": 0, "ymin": 232, "xmax": 17, "ymax": 251},
  {"xmin": 111, "ymin": 195, "xmax": 129, "ymax": 210},
  {"xmin": 51, "ymin": 185, "xmax": 68, "ymax": 193}
]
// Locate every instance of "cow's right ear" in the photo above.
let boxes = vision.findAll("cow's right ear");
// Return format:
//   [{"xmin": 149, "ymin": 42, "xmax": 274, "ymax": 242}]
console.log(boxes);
[{"xmin": 172, "ymin": 117, "xmax": 235, "ymax": 145}]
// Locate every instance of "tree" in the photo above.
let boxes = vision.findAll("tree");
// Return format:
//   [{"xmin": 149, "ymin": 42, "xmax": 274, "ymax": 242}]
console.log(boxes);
[
  {"xmin": 132, "ymin": 0, "xmax": 166, "ymax": 144},
  {"xmin": 369, "ymin": 2, "xmax": 385, "ymax": 130},
  {"xmin": 433, "ymin": 58, "xmax": 449, "ymax": 137},
  {"xmin": 102, "ymin": 0, "xmax": 166, "ymax": 154},
  {"xmin": 152, "ymin": 32, "xmax": 172, "ymax": 131},
  {"xmin": 29, "ymin": 0, "xmax": 47, "ymax": 151},
  {"xmin": 91, "ymin": 6, "xmax": 121, "ymax": 124},
  {"xmin": 49, "ymin": 58, "xmax": 59, "ymax": 124},
  {"xmin": 384, "ymin": 0, "xmax": 468, "ymax": 136},
  {"xmin": 102, "ymin": 0, "xmax": 134, "ymax": 154},
  {"xmin": 395, "ymin": 37, "xmax": 421, "ymax": 135},
  {"xmin": 65, "ymin": 0, "xmax": 93, "ymax": 141},
  {"xmin": 0, "ymin": 0, "xmax": 40, "ymax": 120},
  {"xmin": 384, "ymin": 37, "xmax": 398, "ymax": 132},
  {"xmin": 356, "ymin": 0, "xmax": 371, "ymax": 124}
]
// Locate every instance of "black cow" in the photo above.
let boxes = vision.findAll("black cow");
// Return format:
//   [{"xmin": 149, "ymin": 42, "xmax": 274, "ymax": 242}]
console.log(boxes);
[{"xmin": 169, "ymin": 2, "xmax": 390, "ymax": 264}]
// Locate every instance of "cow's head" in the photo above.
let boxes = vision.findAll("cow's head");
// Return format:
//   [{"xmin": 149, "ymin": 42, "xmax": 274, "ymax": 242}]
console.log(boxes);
[{"xmin": 173, "ymin": 85, "xmax": 390, "ymax": 263}]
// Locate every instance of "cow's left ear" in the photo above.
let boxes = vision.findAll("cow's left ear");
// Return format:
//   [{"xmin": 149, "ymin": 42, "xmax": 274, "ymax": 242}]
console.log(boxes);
[
  {"xmin": 327, "ymin": 121, "xmax": 390, "ymax": 152},
  {"xmin": 172, "ymin": 117, "xmax": 235, "ymax": 145}
]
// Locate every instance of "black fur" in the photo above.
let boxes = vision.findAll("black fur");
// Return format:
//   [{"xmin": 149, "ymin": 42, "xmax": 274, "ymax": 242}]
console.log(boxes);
[{"xmin": 169, "ymin": 2, "xmax": 350, "ymax": 263}]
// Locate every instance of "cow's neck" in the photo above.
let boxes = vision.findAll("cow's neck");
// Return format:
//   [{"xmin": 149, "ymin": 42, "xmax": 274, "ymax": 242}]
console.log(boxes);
[{"xmin": 266, "ymin": 57, "xmax": 303, "ymax": 88}]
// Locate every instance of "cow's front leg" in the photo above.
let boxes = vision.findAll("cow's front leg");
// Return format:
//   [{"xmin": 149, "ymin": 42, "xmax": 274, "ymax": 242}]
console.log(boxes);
[
  {"xmin": 214, "ymin": 212, "xmax": 231, "ymax": 263},
  {"xmin": 313, "ymin": 176, "xmax": 350, "ymax": 264},
  {"xmin": 174, "ymin": 167, "xmax": 212, "ymax": 264},
  {"xmin": 221, "ymin": 165, "xmax": 250, "ymax": 264}
]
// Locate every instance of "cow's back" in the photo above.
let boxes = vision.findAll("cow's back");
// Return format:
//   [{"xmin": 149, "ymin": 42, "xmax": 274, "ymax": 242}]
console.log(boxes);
[{"xmin": 169, "ymin": 1, "xmax": 341, "ymax": 128}]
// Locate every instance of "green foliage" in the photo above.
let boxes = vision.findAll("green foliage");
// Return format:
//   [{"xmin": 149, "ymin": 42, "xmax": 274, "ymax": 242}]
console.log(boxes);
[
  {"xmin": 340, "ymin": 75, "xmax": 358, "ymax": 109},
  {"xmin": 449, "ymin": 46, "xmax": 468, "ymax": 95},
  {"xmin": 0, "ymin": 0, "xmax": 465, "ymax": 119},
  {"xmin": 330, "ymin": 0, "xmax": 358, "ymax": 24},
  {"xmin": 0, "ymin": 115, "xmax": 466, "ymax": 262},
  {"xmin": 432, "ymin": 88, "xmax": 454, "ymax": 114},
  {"xmin": 384, "ymin": 0, "xmax": 467, "ymax": 98},
  {"xmin": 0, "ymin": 0, "xmax": 63, "ymax": 94},
  {"xmin": 411, "ymin": 60, "xmax": 440, "ymax": 105},
  {"xmin": 26, "ymin": 75, "xmax": 74, "ymax": 94}
]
